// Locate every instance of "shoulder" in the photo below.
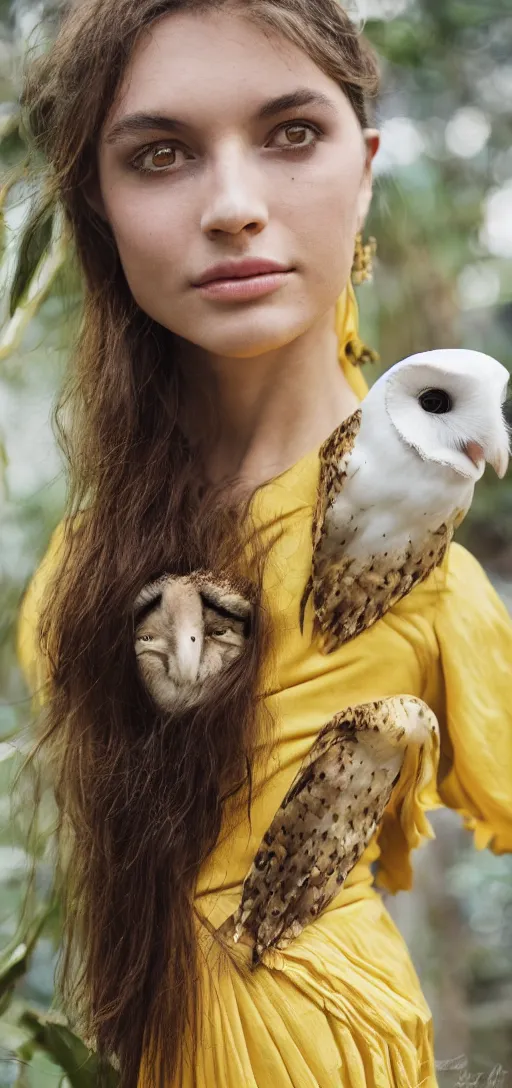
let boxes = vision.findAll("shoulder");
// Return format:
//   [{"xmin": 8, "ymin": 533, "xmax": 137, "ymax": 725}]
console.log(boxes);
[
  {"xmin": 395, "ymin": 540, "xmax": 507, "ymax": 621},
  {"xmin": 430, "ymin": 545, "xmax": 512, "ymax": 853},
  {"xmin": 433, "ymin": 544, "xmax": 512, "ymax": 705},
  {"xmin": 435, "ymin": 541, "xmax": 511, "ymax": 631},
  {"xmin": 379, "ymin": 543, "xmax": 511, "ymax": 688},
  {"xmin": 440, "ymin": 539, "xmax": 498, "ymax": 589}
]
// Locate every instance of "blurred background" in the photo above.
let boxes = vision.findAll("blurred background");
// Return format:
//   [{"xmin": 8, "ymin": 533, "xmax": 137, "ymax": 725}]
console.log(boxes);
[{"xmin": 1, "ymin": 0, "xmax": 511, "ymax": 1084}]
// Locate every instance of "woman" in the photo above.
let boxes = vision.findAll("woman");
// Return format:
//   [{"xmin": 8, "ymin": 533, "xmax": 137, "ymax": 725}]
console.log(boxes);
[{"xmin": 16, "ymin": 1, "xmax": 512, "ymax": 1086}]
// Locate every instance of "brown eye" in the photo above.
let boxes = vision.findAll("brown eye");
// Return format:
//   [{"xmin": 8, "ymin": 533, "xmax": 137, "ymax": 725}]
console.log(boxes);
[
  {"xmin": 284, "ymin": 124, "xmax": 308, "ymax": 145},
  {"xmin": 132, "ymin": 143, "xmax": 190, "ymax": 174},
  {"xmin": 139, "ymin": 634, "xmax": 153, "ymax": 642},
  {"xmin": 151, "ymin": 147, "xmax": 176, "ymax": 168},
  {"xmin": 419, "ymin": 388, "xmax": 453, "ymax": 414},
  {"xmin": 271, "ymin": 122, "xmax": 319, "ymax": 150}
]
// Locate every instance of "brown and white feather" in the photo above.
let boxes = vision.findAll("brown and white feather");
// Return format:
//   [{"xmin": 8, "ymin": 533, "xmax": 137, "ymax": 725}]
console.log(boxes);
[
  {"xmin": 220, "ymin": 696, "xmax": 438, "ymax": 965},
  {"xmin": 301, "ymin": 349, "xmax": 510, "ymax": 653}
]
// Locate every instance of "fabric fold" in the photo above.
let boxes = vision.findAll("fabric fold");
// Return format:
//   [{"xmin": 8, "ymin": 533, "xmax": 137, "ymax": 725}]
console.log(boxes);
[
  {"xmin": 375, "ymin": 715, "xmax": 441, "ymax": 893},
  {"xmin": 432, "ymin": 544, "xmax": 512, "ymax": 854}
]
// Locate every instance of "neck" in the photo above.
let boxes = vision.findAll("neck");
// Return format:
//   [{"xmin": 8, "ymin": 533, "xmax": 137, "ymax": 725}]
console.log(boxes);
[{"xmin": 182, "ymin": 307, "xmax": 360, "ymax": 491}]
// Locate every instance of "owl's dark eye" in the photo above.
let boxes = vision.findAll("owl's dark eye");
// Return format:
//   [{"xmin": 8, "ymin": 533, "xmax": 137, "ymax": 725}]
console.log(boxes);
[{"xmin": 418, "ymin": 388, "xmax": 453, "ymax": 414}]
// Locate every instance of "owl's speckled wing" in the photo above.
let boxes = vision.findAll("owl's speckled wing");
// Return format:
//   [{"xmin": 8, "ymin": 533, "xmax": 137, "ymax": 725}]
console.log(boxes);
[
  {"xmin": 299, "ymin": 410, "xmax": 361, "ymax": 631},
  {"xmin": 220, "ymin": 697, "xmax": 438, "ymax": 965},
  {"xmin": 312, "ymin": 410, "xmax": 363, "ymax": 550},
  {"xmin": 303, "ymin": 412, "xmax": 453, "ymax": 653},
  {"xmin": 314, "ymin": 522, "xmax": 452, "ymax": 653}
]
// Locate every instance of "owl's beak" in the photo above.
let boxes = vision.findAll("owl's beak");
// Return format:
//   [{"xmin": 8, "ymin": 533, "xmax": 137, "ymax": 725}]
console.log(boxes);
[
  {"xmin": 489, "ymin": 442, "xmax": 509, "ymax": 479},
  {"xmin": 464, "ymin": 437, "xmax": 509, "ymax": 478},
  {"xmin": 175, "ymin": 632, "xmax": 203, "ymax": 683},
  {"xmin": 464, "ymin": 441, "xmax": 485, "ymax": 471},
  {"xmin": 162, "ymin": 580, "xmax": 204, "ymax": 683},
  {"xmin": 488, "ymin": 408, "xmax": 510, "ymax": 477}
]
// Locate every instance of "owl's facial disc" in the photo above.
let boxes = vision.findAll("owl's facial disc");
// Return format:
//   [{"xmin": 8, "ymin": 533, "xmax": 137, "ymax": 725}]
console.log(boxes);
[
  {"xmin": 385, "ymin": 360, "xmax": 510, "ymax": 481},
  {"xmin": 208, "ymin": 628, "xmax": 242, "ymax": 647},
  {"xmin": 134, "ymin": 632, "xmax": 168, "ymax": 662}
]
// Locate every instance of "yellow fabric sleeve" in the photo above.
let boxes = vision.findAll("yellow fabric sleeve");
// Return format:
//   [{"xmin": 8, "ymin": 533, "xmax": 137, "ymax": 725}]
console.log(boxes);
[
  {"xmin": 432, "ymin": 542, "xmax": 512, "ymax": 853},
  {"xmin": 374, "ymin": 717, "xmax": 442, "ymax": 893},
  {"xmin": 16, "ymin": 519, "xmax": 67, "ymax": 702}
]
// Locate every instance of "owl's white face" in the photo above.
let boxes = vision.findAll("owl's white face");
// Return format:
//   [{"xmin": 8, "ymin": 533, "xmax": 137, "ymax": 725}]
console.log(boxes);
[
  {"xmin": 133, "ymin": 574, "xmax": 251, "ymax": 715},
  {"xmin": 383, "ymin": 349, "xmax": 510, "ymax": 481}
]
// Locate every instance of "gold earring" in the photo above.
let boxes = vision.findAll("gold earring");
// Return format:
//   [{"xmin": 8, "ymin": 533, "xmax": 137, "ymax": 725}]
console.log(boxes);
[{"xmin": 351, "ymin": 232, "xmax": 377, "ymax": 286}]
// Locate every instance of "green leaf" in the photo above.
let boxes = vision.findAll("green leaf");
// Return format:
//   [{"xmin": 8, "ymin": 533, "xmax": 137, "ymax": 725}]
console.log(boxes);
[
  {"xmin": 0, "ymin": 1015, "xmax": 33, "ymax": 1054},
  {"xmin": 18, "ymin": 1010, "xmax": 119, "ymax": 1088},
  {"xmin": 0, "ymin": 900, "xmax": 58, "ymax": 1013},
  {"xmin": 0, "ymin": 106, "xmax": 20, "ymax": 148},
  {"xmin": 0, "ymin": 943, "xmax": 30, "ymax": 1015},
  {"xmin": 9, "ymin": 206, "xmax": 54, "ymax": 318},
  {"xmin": 0, "ymin": 213, "xmax": 68, "ymax": 362}
]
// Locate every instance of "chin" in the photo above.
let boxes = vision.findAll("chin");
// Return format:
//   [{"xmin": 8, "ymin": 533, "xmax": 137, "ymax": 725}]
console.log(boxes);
[
  {"xmin": 178, "ymin": 305, "xmax": 317, "ymax": 360},
  {"xmin": 144, "ymin": 280, "xmax": 317, "ymax": 358}
]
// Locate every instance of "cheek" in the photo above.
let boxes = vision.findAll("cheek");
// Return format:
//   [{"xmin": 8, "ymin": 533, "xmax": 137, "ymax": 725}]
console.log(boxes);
[
  {"xmin": 102, "ymin": 179, "xmax": 190, "ymax": 303},
  {"xmin": 98, "ymin": 138, "xmax": 367, "ymax": 347},
  {"xmin": 276, "ymin": 151, "xmax": 366, "ymax": 287}
]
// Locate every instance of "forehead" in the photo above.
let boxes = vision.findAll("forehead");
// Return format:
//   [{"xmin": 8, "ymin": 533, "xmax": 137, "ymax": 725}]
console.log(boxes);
[{"xmin": 107, "ymin": 8, "xmax": 350, "ymax": 128}]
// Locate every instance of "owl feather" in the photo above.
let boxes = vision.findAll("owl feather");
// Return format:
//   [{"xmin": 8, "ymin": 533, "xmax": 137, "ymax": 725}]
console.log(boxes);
[
  {"xmin": 219, "ymin": 696, "xmax": 438, "ymax": 965},
  {"xmin": 301, "ymin": 350, "xmax": 509, "ymax": 653}
]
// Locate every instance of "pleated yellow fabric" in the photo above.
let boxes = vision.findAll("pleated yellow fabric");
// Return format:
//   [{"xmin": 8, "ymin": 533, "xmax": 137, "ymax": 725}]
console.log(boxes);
[{"xmin": 16, "ymin": 283, "xmax": 512, "ymax": 1087}]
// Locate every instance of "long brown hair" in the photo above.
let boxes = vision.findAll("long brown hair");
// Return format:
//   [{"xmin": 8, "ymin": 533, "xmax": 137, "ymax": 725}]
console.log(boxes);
[{"xmin": 19, "ymin": 2, "xmax": 379, "ymax": 1085}]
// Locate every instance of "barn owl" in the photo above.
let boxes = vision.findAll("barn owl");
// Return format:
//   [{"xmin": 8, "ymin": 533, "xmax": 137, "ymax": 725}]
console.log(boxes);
[
  {"xmin": 134, "ymin": 572, "xmax": 252, "ymax": 715},
  {"xmin": 219, "ymin": 696, "xmax": 439, "ymax": 965},
  {"xmin": 301, "ymin": 349, "xmax": 510, "ymax": 652}
]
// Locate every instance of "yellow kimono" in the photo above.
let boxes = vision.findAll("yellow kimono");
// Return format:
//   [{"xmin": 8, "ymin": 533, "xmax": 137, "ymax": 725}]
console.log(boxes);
[{"xmin": 17, "ymin": 285, "xmax": 512, "ymax": 1088}]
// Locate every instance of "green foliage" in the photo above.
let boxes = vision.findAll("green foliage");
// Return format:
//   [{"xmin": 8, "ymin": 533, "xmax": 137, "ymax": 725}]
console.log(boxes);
[
  {"xmin": 9, "ymin": 208, "xmax": 54, "ymax": 320},
  {"xmin": 17, "ymin": 1011, "xmax": 119, "ymax": 1088}
]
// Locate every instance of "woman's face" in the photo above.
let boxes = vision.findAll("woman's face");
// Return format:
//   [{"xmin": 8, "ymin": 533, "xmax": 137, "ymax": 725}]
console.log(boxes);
[{"xmin": 97, "ymin": 8, "xmax": 379, "ymax": 360}]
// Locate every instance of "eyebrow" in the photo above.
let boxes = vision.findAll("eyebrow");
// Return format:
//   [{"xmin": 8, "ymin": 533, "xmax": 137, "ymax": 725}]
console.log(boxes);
[{"xmin": 104, "ymin": 88, "xmax": 337, "ymax": 145}]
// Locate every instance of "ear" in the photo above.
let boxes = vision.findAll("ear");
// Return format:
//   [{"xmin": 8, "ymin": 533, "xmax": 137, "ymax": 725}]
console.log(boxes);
[
  {"xmin": 363, "ymin": 128, "xmax": 381, "ymax": 167},
  {"xmin": 356, "ymin": 128, "xmax": 380, "ymax": 230}
]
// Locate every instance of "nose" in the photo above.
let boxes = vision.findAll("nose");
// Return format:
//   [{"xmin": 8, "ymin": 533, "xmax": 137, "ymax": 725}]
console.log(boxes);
[{"xmin": 200, "ymin": 140, "xmax": 269, "ymax": 238}]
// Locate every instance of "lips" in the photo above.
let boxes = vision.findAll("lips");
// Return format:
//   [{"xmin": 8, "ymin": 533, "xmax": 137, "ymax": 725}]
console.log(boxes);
[{"xmin": 194, "ymin": 258, "xmax": 290, "ymax": 286}]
